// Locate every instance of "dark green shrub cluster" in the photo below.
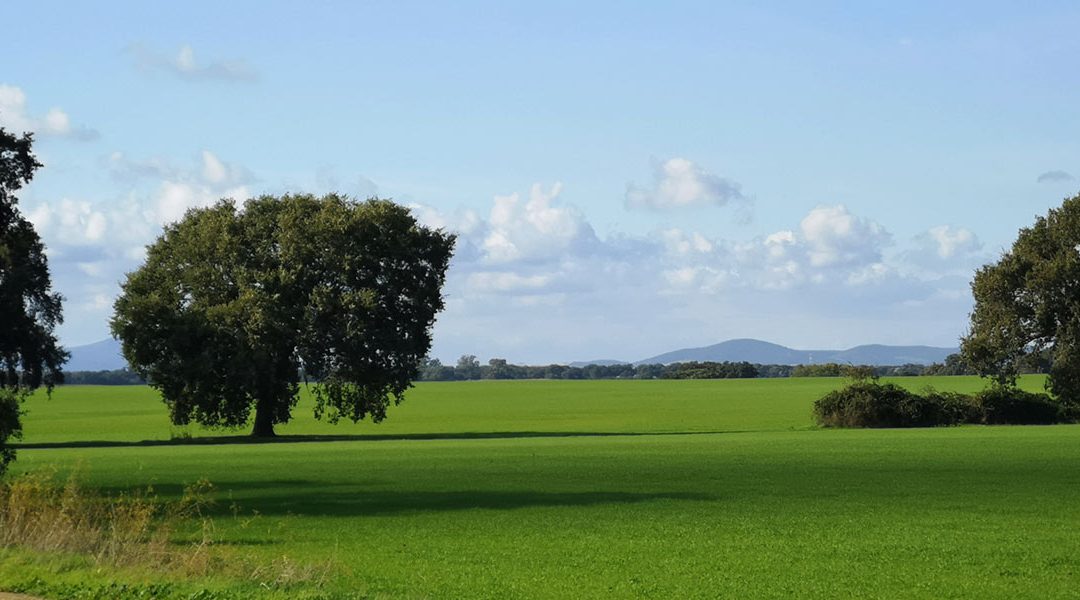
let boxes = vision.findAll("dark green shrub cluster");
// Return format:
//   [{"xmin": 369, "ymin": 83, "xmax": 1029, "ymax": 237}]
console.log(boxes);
[
  {"xmin": 0, "ymin": 388, "xmax": 24, "ymax": 477},
  {"xmin": 814, "ymin": 380, "xmax": 1067, "ymax": 428},
  {"xmin": 973, "ymin": 387, "xmax": 1063, "ymax": 424}
]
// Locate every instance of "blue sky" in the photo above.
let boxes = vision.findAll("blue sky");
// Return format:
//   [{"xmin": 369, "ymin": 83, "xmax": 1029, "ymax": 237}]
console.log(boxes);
[{"xmin": 4, "ymin": 1, "xmax": 1080, "ymax": 363}]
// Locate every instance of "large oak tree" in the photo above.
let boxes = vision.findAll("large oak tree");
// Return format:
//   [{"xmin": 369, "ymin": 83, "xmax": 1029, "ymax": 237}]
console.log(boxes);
[
  {"xmin": 961, "ymin": 192, "xmax": 1080, "ymax": 405},
  {"xmin": 0, "ymin": 128, "xmax": 66, "ymax": 474},
  {"xmin": 111, "ymin": 194, "xmax": 454, "ymax": 437}
]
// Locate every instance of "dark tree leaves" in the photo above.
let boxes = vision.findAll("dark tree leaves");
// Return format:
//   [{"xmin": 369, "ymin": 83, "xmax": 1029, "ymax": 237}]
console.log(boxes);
[
  {"xmin": 0, "ymin": 128, "xmax": 66, "ymax": 474},
  {"xmin": 111, "ymin": 194, "xmax": 455, "ymax": 436},
  {"xmin": 961, "ymin": 192, "xmax": 1080, "ymax": 404}
]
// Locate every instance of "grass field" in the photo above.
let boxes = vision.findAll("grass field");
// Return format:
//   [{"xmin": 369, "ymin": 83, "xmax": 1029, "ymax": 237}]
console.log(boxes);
[{"xmin": 5, "ymin": 376, "xmax": 1080, "ymax": 599}]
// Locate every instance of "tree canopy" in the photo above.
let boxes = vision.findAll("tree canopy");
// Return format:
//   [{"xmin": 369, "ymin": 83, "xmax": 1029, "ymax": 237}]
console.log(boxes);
[
  {"xmin": 0, "ymin": 128, "xmax": 66, "ymax": 474},
  {"xmin": 111, "ymin": 194, "xmax": 455, "ymax": 437},
  {"xmin": 962, "ymin": 192, "xmax": 1080, "ymax": 404}
]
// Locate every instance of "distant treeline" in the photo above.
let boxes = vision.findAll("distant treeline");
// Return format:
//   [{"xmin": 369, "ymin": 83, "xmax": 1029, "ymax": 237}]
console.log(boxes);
[
  {"xmin": 57, "ymin": 353, "xmax": 1027, "ymax": 385},
  {"xmin": 61, "ymin": 369, "xmax": 145, "ymax": 385},
  {"xmin": 416, "ymin": 354, "xmax": 987, "ymax": 382}
]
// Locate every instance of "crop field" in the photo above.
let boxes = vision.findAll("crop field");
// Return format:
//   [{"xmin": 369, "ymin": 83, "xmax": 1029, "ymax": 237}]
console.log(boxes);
[{"xmin": 4, "ymin": 376, "xmax": 1080, "ymax": 599}]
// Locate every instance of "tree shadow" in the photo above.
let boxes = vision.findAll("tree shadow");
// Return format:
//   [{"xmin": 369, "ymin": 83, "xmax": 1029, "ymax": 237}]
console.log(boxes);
[
  {"xmin": 14, "ymin": 429, "xmax": 742, "ymax": 450},
  {"xmin": 93, "ymin": 478, "xmax": 715, "ymax": 517}
]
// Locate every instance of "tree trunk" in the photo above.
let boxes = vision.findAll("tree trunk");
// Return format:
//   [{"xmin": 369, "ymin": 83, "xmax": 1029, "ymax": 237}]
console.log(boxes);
[{"xmin": 251, "ymin": 399, "xmax": 276, "ymax": 437}]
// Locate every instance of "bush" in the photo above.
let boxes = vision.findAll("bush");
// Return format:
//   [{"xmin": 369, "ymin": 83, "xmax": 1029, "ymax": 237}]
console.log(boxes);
[
  {"xmin": 918, "ymin": 388, "xmax": 981, "ymax": 426},
  {"xmin": 813, "ymin": 381, "xmax": 927, "ymax": 428},
  {"xmin": 0, "ymin": 388, "xmax": 23, "ymax": 477},
  {"xmin": 974, "ymin": 386, "xmax": 1063, "ymax": 425},
  {"xmin": 814, "ymin": 379, "xmax": 1067, "ymax": 428}
]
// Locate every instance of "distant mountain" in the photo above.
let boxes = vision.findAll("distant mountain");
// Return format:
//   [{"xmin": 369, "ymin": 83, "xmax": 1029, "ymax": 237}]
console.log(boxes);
[
  {"xmin": 568, "ymin": 359, "xmax": 630, "ymax": 368},
  {"xmin": 65, "ymin": 338, "xmax": 127, "ymax": 372},
  {"xmin": 635, "ymin": 338, "xmax": 956, "ymax": 366},
  {"xmin": 829, "ymin": 344, "xmax": 956, "ymax": 366}
]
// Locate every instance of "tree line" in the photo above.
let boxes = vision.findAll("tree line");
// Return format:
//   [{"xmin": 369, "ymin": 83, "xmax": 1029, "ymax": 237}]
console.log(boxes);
[
  {"xmin": 59, "ymin": 353, "xmax": 1015, "ymax": 385},
  {"xmin": 407, "ymin": 354, "xmax": 991, "ymax": 382}
]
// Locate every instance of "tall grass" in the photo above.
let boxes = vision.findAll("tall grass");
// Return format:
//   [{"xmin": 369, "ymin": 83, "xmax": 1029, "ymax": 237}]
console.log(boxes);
[
  {"xmin": 0, "ymin": 470, "xmax": 330, "ymax": 588},
  {"xmin": 0, "ymin": 469, "xmax": 214, "ymax": 573}
]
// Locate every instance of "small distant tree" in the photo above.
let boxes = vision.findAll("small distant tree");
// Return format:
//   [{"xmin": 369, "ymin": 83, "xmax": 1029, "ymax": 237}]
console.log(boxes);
[
  {"xmin": 961, "ymin": 192, "xmax": 1080, "ymax": 405},
  {"xmin": 456, "ymin": 355, "xmax": 481, "ymax": 380},
  {"xmin": 0, "ymin": 128, "xmax": 66, "ymax": 474},
  {"xmin": 486, "ymin": 358, "xmax": 510, "ymax": 379},
  {"xmin": 112, "ymin": 194, "xmax": 454, "ymax": 437}
]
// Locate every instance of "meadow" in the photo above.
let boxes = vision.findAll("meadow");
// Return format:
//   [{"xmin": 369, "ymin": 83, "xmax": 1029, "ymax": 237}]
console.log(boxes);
[{"xmin": 4, "ymin": 376, "xmax": 1080, "ymax": 599}]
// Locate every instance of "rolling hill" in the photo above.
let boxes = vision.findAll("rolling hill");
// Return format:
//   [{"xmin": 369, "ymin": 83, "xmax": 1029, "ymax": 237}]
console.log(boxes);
[
  {"xmin": 65, "ymin": 338, "xmax": 126, "ymax": 372},
  {"xmin": 634, "ymin": 338, "xmax": 956, "ymax": 366}
]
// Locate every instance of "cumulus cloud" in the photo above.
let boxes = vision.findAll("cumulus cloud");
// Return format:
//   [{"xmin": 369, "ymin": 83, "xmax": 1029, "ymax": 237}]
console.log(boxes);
[
  {"xmin": 798, "ymin": 204, "xmax": 890, "ymax": 267},
  {"xmin": 109, "ymin": 150, "xmax": 253, "ymax": 186},
  {"xmin": 480, "ymin": 183, "xmax": 598, "ymax": 264},
  {"xmin": 415, "ymin": 187, "xmax": 907, "ymax": 308},
  {"xmin": 626, "ymin": 158, "xmax": 747, "ymax": 210},
  {"xmin": 418, "ymin": 188, "xmax": 978, "ymax": 362},
  {"xmin": 26, "ymin": 199, "xmax": 109, "ymax": 245},
  {"xmin": 130, "ymin": 44, "xmax": 259, "ymax": 82},
  {"xmin": 901, "ymin": 225, "xmax": 986, "ymax": 279},
  {"xmin": 919, "ymin": 225, "xmax": 981, "ymax": 260},
  {"xmin": 1037, "ymin": 170, "xmax": 1075, "ymax": 183},
  {"xmin": 104, "ymin": 150, "xmax": 253, "ymax": 224},
  {"xmin": 0, "ymin": 84, "xmax": 98, "ymax": 140}
]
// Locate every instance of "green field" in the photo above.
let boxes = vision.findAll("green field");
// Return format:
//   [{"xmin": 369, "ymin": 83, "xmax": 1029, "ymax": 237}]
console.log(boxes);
[{"xmin": 5, "ymin": 376, "xmax": 1080, "ymax": 599}]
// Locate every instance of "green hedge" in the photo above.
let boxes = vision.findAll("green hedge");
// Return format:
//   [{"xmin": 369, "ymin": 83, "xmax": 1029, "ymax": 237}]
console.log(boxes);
[{"xmin": 814, "ymin": 381, "xmax": 1067, "ymax": 428}]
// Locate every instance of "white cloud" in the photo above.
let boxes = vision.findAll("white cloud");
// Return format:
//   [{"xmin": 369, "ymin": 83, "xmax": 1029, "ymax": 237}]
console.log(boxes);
[
  {"xmin": 410, "ymin": 203, "xmax": 485, "ymax": 237},
  {"xmin": 921, "ymin": 225, "xmax": 980, "ymax": 259},
  {"xmin": 480, "ymin": 183, "xmax": 597, "ymax": 264},
  {"xmin": 626, "ymin": 158, "xmax": 747, "ymax": 210},
  {"xmin": 660, "ymin": 228, "xmax": 714, "ymax": 256},
  {"xmin": 26, "ymin": 198, "xmax": 108, "ymax": 245},
  {"xmin": 108, "ymin": 150, "xmax": 252, "ymax": 187},
  {"xmin": 846, "ymin": 262, "xmax": 890, "ymax": 286},
  {"xmin": 466, "ymin": 272, "xmax": 554, "ymax": 294},
  {"xmin": 0, "ymin": 84, "xmax": 98, "ymax": 140},
  {"xmin": 901, "ymin": 225, "xmax": 986, "ymax": 279},
  {"xmin": 130, "ymin": 44, "xmax": 258, "ymax": 82},
  {"xmin": 104, "ymin": 150, "xmax": 253, "ymax": 225},
  {"xmin": 77, "ymin": 262, "xmax": 106, "ymax": 277},
  {"xmin": 799, "ymin": 204, "xmax": 890, "ymax": 267},
  {"xmin": 154, "ymin": 181, "xmax": 250, "ymax": 225}
]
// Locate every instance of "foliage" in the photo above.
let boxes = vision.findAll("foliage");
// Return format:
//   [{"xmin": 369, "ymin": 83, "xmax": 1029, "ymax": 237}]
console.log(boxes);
[
  {"xmin": 662, "ymin": 361, "xmax": 758, "ymax": 379},
  {"xmin": 62, "ymin": 369, "xmax": 146, "ymax": 386},
  {"xmin": 111, "ymin": 194, "xmax": 454, "ymax": 436},
  {"xmin": 414, "ymin": 357, "xmax": 996, "ymax": 381},
  {"xmin": 813, "ymin": 380, "xmax": 928, "ymax": 427},
  {"xmin": 420, "ymin": 358, "xmax": 780, "ymax": 381},
  {"xmin": 918, "ymin": 388, "xmax": 982, "ymax": 425},
  {"xmin": 792, "ymin": 363, "xmax": 849, "ymax": 377},
  {"xmin": 0, "ymin": 389, "xmax": 20, "ymax": 472},
  {"xmin": 961, "ymin": 192, "xmax": 1080, "ymax": 404},
  {"xmin": 814, "ymin": 378, "xmax": 1066, "ymax": 428},
  {"xmin": 973, "ymin": 385, "xmax": 1064, "ymax": 425},
  {"xmin": 921, "ymin": 353, "xmax": 977, "ymax": 376},
  {"xmin": 0, "ymin": 127, "xmax": 66, "ymax": 475}
]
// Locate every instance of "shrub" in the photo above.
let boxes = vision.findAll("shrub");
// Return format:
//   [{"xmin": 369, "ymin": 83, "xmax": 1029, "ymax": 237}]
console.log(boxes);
[
  {"xmin": 813, "ymin": 381, "xmax": 925, "ymax": 428},
  {"xmin": 814, "ymin": 379, "xmax": 1068, "ymax": 428},
  {"xmin": 918, "ymin": 388, "xmax": 981, "ymax": 426},
  {"xmin": 0, "ymin": 388, "xmax": 23, "ymax": 477},
  {"xmin": 973, "ymin": 386, "xmax": 1063, "ymax": 425}
]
